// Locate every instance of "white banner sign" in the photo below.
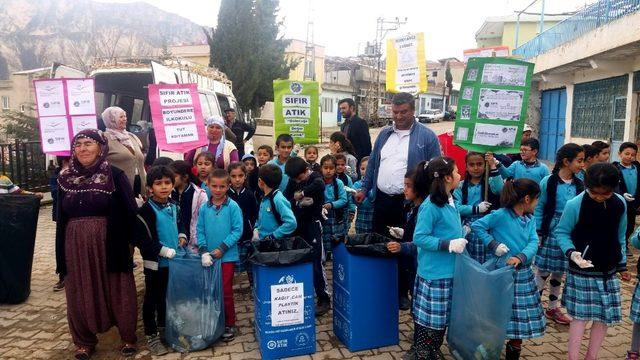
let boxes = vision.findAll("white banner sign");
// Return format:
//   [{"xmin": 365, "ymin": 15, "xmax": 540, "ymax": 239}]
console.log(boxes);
[{"xmin": 270, "ymin": 283, "xmax": 304, "ymax": 327}]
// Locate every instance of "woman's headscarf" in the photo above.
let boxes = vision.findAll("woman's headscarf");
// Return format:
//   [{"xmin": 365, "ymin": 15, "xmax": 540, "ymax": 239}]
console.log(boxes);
[
  {"xmin": 102, "ymin": 106, "xmax": 135, "ymax": 149},
  {"xmin": 57, "ymin": 129, "xmax": 115, "ymax": 194},
  {"xmin": 203, "ymin": 115, "xmax": 226, "ymax": 163}
]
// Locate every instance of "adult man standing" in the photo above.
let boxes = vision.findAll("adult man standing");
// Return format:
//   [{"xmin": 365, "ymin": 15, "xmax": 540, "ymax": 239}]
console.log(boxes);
[
  {"xmin": 225, "ymin": 108, "xmax": 255, "ymax": 158},
  {"xmin": 339, "ymin": 98, "xmax": 372, "ymax": 161},
  {"xmin": 355, "ymin": 92, "xmax": 441, "ymax": 310}
]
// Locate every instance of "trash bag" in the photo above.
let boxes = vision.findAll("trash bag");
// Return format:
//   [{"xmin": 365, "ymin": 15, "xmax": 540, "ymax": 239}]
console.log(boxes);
[
  {"xmin": 0, "ymin": 194, "xmax": 40, "ymax": 304},
  {"xmin": 448, "ymin": 254, "xmax": 515, "ymax": 360},
  {"xmin": 249, "ymin": 236, "xmax": 313, "ymax": 266},
  {"xmin": 165, "ymin": 251, "xmax": 224, "ymax": 353},
  {"xmin": 343, "ymin": 233, "xmax": 395, "ymax": 258}
]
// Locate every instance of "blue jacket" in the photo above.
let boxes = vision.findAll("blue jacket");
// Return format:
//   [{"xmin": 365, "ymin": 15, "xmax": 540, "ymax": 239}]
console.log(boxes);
[
  {"xmin": 413, "ymin": 197, "xmax": 463, "ymax": 280},
  {"xmin": 534, "ymin": 174, "xmax": 580, "ymax": 230},
  {"xmin": 353, "ymin": 180, "xmax": 374, "ymax": 211},
  {"xmin": 360, "ymin": 120, "xmax": 441, "ymax": 199},
  {"xmin": 498, "ymin": 159, "xmax": 550, "ymax": 183},
  {"xmin": 268, "ymin": 157, "xmax": 290, "ymax": 193},
  {"xmin": 471, "ymin": 208, "xmax": 539, "ymax": 266},
  {"xmin": 196, "ymin": 197, "xmax": 243, "ymax": 263},
  {"xmin": 256, "ymin": 190, "xmax": 297, "ymax": 239}
]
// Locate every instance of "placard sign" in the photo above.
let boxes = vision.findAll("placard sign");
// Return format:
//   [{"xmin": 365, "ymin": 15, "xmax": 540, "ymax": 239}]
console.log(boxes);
[
  {"xmin": 453, "ymin": 57, "xmax": 534, "ymax": 153},
  {"xmin": 386, "ymin": 33, "xmax": 427, "ymax": 94},
  {"xmin": 148, "ymin": 83, "xmax": 207, "ymax": 153},
  {"xmin": 33, "ymin": 78, "xmax": 98, "ymax": 155},
  {"xmin": 273, "ymin": 80, "xmax": 319, "ymax": 145},
  {"xmin": 270, "ymin": 282, "xmax": 304, "ymax": 327}
]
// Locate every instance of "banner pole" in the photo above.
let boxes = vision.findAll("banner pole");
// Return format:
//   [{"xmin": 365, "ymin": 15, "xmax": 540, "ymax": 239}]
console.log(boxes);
[{"xmin": 484, "ymin": 155, "xmax": 490, "ymax": 202}]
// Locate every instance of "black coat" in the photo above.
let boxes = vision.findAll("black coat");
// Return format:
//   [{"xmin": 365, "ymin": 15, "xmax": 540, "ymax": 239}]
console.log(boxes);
[{"xmin": 341, "ymin": 115, "xmax": 372, "ymax": 161}]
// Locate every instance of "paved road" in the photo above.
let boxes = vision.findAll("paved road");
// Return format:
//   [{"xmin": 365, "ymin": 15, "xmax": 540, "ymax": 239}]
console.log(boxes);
[{"xmin": 1, "ymin": 120, "xmax": 636, "ymax": 359}]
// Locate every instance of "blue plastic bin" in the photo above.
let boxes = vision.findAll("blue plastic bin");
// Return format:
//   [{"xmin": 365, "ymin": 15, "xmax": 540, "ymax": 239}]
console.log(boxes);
[
  {"xmin": 253, "ymin": 262, "xmax": 316, "ymax": 359},
  {"xmin": 332, "ymin": 241, "xmax": 399, "ymax": 351}
]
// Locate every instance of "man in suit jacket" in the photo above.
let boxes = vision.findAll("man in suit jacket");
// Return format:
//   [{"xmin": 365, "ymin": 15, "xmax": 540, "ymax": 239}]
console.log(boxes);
[{"xmin": 339, "ymin": 98, "xmax": 372, "ymax": 162}]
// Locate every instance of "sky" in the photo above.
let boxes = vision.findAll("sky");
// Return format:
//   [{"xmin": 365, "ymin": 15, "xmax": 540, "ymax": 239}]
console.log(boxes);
[{"xmin": 97, "ymin": 0, "xmax": 596, "ymax": 60}]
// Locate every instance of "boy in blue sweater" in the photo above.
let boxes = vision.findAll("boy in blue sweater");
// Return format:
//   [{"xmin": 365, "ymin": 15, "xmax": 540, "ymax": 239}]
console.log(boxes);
[
  {"xmin": 197, "ymin": 169, "xmax": 243, "ymax": 342},
  {"xmin": 255, "ymin": 164, "xmax": 297, "ymax": 240},
  {"xmin": 268, "ymin": 134, "xmax": 295, "ymax": 193},
  {"xmin": 613, "ymin": 142, "xmax": 640, "ymax": 245},
  {"xmin": 136, "ymin": 166, "xmax": 187, "ymax": 355},
  {"xmin": 498, "ymin": 138, "xmax": 550, "ymax": 184}
]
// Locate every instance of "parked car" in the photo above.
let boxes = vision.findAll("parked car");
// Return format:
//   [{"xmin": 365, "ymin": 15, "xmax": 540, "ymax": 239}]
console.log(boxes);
[
  {"xmin": 444, "ymin": 110, "xmax": 456, "ymax": 121},
  {"xmin": 418, "ymin": 109, "xmax": 444, "ymax": 123}
]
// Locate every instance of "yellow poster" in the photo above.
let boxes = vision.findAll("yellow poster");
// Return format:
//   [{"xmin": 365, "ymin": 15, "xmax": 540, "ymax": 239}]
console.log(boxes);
[{"xmin": 386, "ymin": 33, "xmax": 427, "ymax": 94}]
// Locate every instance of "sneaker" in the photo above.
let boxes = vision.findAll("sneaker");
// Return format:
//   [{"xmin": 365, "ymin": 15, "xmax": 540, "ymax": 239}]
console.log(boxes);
[
  {"xmin": 221, "ymin": 326, "xmax": 236, "ymax": 342},
  {"xmin": 399, "ymin": 296, "xmax": 411, "ymax": 311},
  {"xmin": 146, "ymin": 334, "xmax": 168, "ymax": 356},
  {"xmin": 53, "ymin": 279, "xmax": 65, "ymax": 292},
  {"xmin": 545, "ymin": 308, "xmax": 571, "ymax": 325},
  {"xmin": 628, "ymin": 351, "xmax": 640, "ymax": 360},
  {"xmin": 315, "ymin": 301, "xmax": 331, "ymax": 317}
]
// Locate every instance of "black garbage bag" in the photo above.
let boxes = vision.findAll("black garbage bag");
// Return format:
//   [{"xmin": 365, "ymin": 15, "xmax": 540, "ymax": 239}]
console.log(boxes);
[
  {"xmin": 0, "ymin": 194, "xmax": 40, "ymax": 304},
  {"xmin": 249, "ymin": 236, "xmax": 313, "ymax": 266},
  {"xmin": 342, "ymin": 233, "xmax": 396, "ymax": 258}
]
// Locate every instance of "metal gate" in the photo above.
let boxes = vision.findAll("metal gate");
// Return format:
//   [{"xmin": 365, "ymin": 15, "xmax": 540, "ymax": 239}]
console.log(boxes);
[
  {"xmin": 539, "ymin": 88, "xmax": 567, "ymax": 161},
  {"xmin": 610, "ymin": 96, "xmax": 627, "ymax": 163},
  {"xmin": 0, "ymin": 139, "xmax": 49, "ymax": 191}
]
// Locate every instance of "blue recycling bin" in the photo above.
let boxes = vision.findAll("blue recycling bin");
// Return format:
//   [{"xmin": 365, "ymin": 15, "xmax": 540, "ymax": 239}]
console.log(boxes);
[
  {"xmin": 253, "ymin": 262, "xmax": 316, "ymax": 359},
  {"xmin": 332, "ymin": 241, "xmax": 399, "ymax": 351}
]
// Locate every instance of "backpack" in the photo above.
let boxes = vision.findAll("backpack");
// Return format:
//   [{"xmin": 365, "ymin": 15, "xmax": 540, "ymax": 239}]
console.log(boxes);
[{"xmin": 266, "ymin": 189, "xmax": 295, "ymax": 237}]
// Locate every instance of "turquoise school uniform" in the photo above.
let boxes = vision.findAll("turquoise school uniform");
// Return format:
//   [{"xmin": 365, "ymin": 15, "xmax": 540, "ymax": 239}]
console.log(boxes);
[
  {"xmin": 322, "ymin": 178, "xmax": 348, "ymax": 254},
  {"xmin": 196, "ymin": 197, "xmax": 243, "ymax": 263},
  {"xmin": 499, "ymin": 159, "xmax": 550, "ymax": 183},
  {"xmin": 353, "ymin": 180, "xmax": 374, "ymax": 234},
  {"xmin": 256, "ymin": 189, "xmax": 297, "ymax": 239},
  {"xmin": 629, "ymin": 227, "xmax": 640, "ymax": 323},
  {"xmin": 268, "ymin": 157, "xmax": 291, "ymax": 193},
  {"xmin": 149, "ymin": 200, "xmax": 179, "ymax": 268},
  {"xmin": 533, "ymin": 174, "xmax": 581, "ymax": 273},
  {"xmin": 620, "ymin": 164, "xmax": 639, "ymax": 196},
  {"xmin": 576, "ymin": 169, "xmax": 585, "ymax": 181}
]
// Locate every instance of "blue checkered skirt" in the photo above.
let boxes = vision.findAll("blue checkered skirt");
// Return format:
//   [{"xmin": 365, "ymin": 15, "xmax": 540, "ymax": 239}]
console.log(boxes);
[
  {"xmin": 355, "ymin": 205, "xmax": 374, "ymax": 234},
  {"xmin": 535, "ymin": 216, "xmax": 568, "ymax": 273},
  {"xmin": 413, "ymin": 276, "xmax": 453, "ymax": 330},
  {"xmin": 562, "ymin": 272, "xmax": 622, "ymax": 325},
  {"xmin": 506, "ymin": 267, "xmax": 546, "ymax": 339},
  {"xmin": 464, "ymin": 215, "xmax": 486, "ymax": 264},
  {"xmin": 322, "ymin": 213, "xmax": 345, "ymax": 252},
  {"xmin": 235, "ymin": 240, "xmax": 252, "ymax": 273},
  {"xmin": 629, "ymin": 282, "xmax": 640, "ymax": 323}
]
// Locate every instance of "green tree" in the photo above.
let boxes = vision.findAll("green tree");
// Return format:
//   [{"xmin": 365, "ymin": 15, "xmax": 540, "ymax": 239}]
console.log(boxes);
[
  {"xmin": 0, "ymin": 108, "xmax": 39, "ymax": 141},
  {"xmin": 205, "ymin": 0, "xmax": 297, "ymax": 112}
]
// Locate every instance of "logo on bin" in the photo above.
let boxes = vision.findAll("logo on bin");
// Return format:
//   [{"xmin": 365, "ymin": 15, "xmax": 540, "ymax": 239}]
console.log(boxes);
[
  {"xmin": 337, "ymin": 264, "xmax": 345, "ymax": 282},
  {"xmin": 278, "ymin": 275, "xmax": 296, "ymax": 284},
  {"xmin": 267, "ymin": 340, "xmax": 277, "ymax": 350},
  {"xmin": 295, "ymin": 332, "xmax": 309, "ymax": 346}
]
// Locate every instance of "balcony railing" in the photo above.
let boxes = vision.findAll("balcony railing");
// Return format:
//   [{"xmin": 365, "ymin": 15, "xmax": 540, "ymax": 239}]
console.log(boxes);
[{"xmin": 513, "ymin": 0, "xmax": 640, "ymax": 60}]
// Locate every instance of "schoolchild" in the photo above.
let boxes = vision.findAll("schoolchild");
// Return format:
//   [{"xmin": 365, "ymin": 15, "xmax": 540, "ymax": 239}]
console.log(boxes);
[
  {"xmin": 319, "ymin": 154, "xmax": 348, "ymax": 260},
  {"xmin": 169, "ymin": 160, "xmax": 208, "ymax": 250},
  {"xmin": 335, "ymin": 153, "xmax": 356, "ymax": 233},
  {"xmin": 194, "ymin": 151, "xmax": 215, "ymax": 198},
  {"xmin": 612, "ymin": 142, "xmax": 640, "ymax": 245},
  {"xmin": 304, "ymin": 145, "xmax": 321, "ymax": 173},
  {"xmin": 353, "ymin": 156, "xmax": 374, "ymax": 234},
  {"xmin": 268, "ymin": 134, "xmax": 295, "ymax": 192},
  {"xmin": 498, "ymin": 138, "xmax": 550, "ymax": 183},
  {"xmin": 254, "ymin": 164, "xmax": 297, "ymax": 240},
  {"xmin": 591, "ymin": 140, "xmax": 611, "ymax": 163}
]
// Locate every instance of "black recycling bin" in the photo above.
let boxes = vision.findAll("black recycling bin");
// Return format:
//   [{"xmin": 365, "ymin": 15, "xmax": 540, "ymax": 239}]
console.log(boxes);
[{"xmin": 0, "ymin": 194, "xmax": 40, "ymax": 304}]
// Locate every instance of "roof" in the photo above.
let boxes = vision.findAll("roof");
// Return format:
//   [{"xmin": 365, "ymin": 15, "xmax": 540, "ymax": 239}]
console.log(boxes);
[
  {"xmin": 13, "ymin": 67, "xmax": 50, "ymax": 75},
  {"xmin": 475, "ymin": 14, "xmax": 570, "ymax": 40}
]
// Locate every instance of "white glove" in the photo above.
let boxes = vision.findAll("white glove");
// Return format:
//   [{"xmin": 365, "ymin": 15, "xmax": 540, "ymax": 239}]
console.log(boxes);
[
  {"xmin": 389, "ymin": 227, "xmax": 404, "ymax": 239},
  {"xmin": 201, "ymin": 253, "xmax": 213, "ymax": 267},
  {"xmin": 494, "ymin": 243, "xmax": 510, "ymax": 257},
  {"xmin": 462, "ymin": 225, "xmax": 471, "ymax": 237},
  {"xmin": 344, "ymin": 186, "xmax": 357, "ymax": 194},
  {"xmin": 159, "ymin": 246, "xmax": 176, "ymax": 259},
  {"xmin": 298, "ymin": 197, "xmax": 314, "ymax": 207},
  {"xmin": 448, "ymin": 238, "xmax": 468, "ymax": 254},
  {"xmin": 345, "ymin": 165, "xmax": 352, "ymax": 173},
  {"xmin": 321, "ymin": 207, "xmax": 328, "ymax": 220},
  {"xmin": 252, "ymin": 229, "xmax": 260, "ymax": 242},
  {"xmin": 294, "ymin": 190, "xmax": 304, "ymax": 201},
  {"xmin": 570, "ymin": 251, "xmax": 594, "ymax": 269},
  {"xmin": 477, "ymin": 201, "xmax": 492, "ymax": 214},
  {"xmin": 135, "ymin": 195, "xmax": 145, "ymax": 208},
  {"xmin": 624, "ymin": 193, "xmax": 636, "ymax": 202}
]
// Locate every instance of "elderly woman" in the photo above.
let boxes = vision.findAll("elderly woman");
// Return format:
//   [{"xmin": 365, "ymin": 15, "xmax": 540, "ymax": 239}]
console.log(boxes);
[
  {"xmin": 185, "ymin": 115, "xmax": 238, "ymax": 169},
  {"xmin": 101, "ymin": 106, "xmax": 147, "ymax": 196},
  {"xmin": 55, "ymin": 129, "xmax": 138, "ymax": 359}
]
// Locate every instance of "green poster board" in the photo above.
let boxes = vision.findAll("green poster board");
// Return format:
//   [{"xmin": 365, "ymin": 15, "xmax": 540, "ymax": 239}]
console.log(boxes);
[
  {"xmin": 454, "ymin": 57, "xmax": 535, "ymax": 154},
  {"xmin": 273, "ymin": 80, "xmax": 320, "ymax": 145}
]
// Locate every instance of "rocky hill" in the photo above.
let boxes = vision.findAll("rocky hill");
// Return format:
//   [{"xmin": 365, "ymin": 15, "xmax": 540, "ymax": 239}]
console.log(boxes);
[{"xmin": 0, "ymin": 0, "xmax": 207, "ymax": 78}]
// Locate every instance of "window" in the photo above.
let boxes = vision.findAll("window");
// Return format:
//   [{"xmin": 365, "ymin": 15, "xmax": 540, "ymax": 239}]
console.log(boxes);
[
  {"xmin": 131, "ymin": 99, "xmax": 144, "ymax": 125},
  {"xmin": 321, "ymin": 97, "xmax": 333, "ymax": 112},
  {"xmin": 431, "ymin": 98, "xmax": 443, "ymax": 110},
  {"xmin": 432, "ymin": 71, "xmax": 438, "ymax": 78},
  {"xmin": 304, "ymin": 58, "xmax": 314, "ymax": 79},
  {"xmin": 1, "ymin": 96, "xmax": 9, "ymax": 110},
  {"xmin": 572, "ymin": 75, "xmax": 628, "ymax": 139},
  {"xmin": 450, "ymin": 94, "xmax": 458, "ymax": 107},
  {"xmin": 199, "ymin": 93, "xmax": 212, "ymax": 119}
]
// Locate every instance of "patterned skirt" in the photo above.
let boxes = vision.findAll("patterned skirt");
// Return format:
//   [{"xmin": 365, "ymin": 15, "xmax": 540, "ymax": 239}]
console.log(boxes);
[
  {"xmin": 235, "ymin": 240, "xmax": 252, "ymax": 274},
  {"xmin": 506, "ymin": 267, "xmax": 546, "ymax": 339},
  {"xmin": 535, "ymin": 216, "xmax": 568, "ymax": 273},
  {"xmin": 413, "ymin": 276, "xmax": 453, "ymax": 330},
  {"xmin": 562, "ymin": 272, "xmax": 622, "ymax": 325},
  {"xmin": 629, "ymin": 282, "xmax": 640, "ymax": 323},
  {"xmin": 355, "ymin": 205, "xmax": 374, "ymax": 234},
  {"xmin": 322, "ymin": 214, "xmax": 345, "ymax": 253},
  {"xmin": 464, "ymin": 215, "xmax": 486, "ymax": 264}
]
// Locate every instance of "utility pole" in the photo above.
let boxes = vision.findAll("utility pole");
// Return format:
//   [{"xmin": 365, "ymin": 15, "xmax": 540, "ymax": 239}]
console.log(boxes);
[
  {"xmin": 303, "ymin": 2, "xmax": 316, "ymax": 81},
  {"xmin": 374, "ymin": 17, "xmax": 406, "ymax": 112}
]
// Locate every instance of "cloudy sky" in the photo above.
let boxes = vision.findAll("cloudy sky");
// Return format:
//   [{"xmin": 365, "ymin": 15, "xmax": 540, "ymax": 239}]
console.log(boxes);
[{"xmin": 99, "ymin": 0, "xmax": 596, "ymax": 59}]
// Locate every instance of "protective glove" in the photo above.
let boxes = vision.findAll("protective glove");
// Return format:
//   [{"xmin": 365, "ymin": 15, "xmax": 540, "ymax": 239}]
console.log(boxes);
[
  {"xmin": 159, "ymin": 246, "xmax": 176, "ymax": 259},
  {"xmin": 298, "ymin": 197, "xmax": 314, "ymax": 207},
  {"xmin": 388, "ymin": 227, "xmax": 404, "ymax": 239},
  {"xmin": 135, "ymin": 195, "xmax": 145, "ymax": 208},
  {"xmin": 570, "ymin": 251, "xmax": 594, "ymax": 269},
  {"xmin": 448, "ymin": 238, "xmax": 468, "ymax": 254},
  {"xmin": 344, "ymin": 186, "xmax": 357, "ymax": 194},
  {"xmin": 321, "ymin": 207, "xmax": 328, "ymax": 220},
  {"xmin": 252, "ymin": 229, "xmax": 260, "ymax": 242},
  {"xmin": 201, "ymin": 253, "xmax": 213, "ymax": 267},
  {"xmin": 263, "ymin": 234, "xmax": 276, "ymax": 242},
  {"xmin": 494, "ymin": 243, "xmax": 510, "ymax": 257},
  {"xmin": 462, "ymin": 225, "xmax": 471, "ymax": 237},
  {"xmin": 624, "ymin": 193, "xmax": 636, "ymax": 202},
  {"xmin": 294, "ymin": 191, "xmax": 304, "ymax": 201},
  {"xmin": 477, "ymin": 201, "xmax": 492, "ymax": 214},
  {"xmin": 345, "ymin": 165, "xmax": 352, "ymax": 174}
]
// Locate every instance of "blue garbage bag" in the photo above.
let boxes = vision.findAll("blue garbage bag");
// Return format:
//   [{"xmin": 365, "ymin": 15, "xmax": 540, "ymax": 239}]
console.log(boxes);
[
  {"xmin": 448, "ymin": 253, "xmax": 515, "ymax": 360},
  {"xmin": 165, "ymin": 251, "xmax": 224, "ymax": 352}
]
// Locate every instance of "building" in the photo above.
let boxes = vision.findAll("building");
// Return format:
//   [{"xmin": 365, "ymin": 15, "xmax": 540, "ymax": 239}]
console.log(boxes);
[
  {"xmin": 167, "ymin": 44, "xmax": 210, "ymax": 67},
  {"xmin": 417, "ymin": 58, "xmax": 463, "ymax": 114},
  {"xmin": 475, "ymin": 14, "xmax": 568, "ymax": 54},
  {"xmin": 512, "ymin": 0, "xmax": 640, "ymax": 162},
  {"xmin": 284, "ymin": 39, "xmax": 325, "ymax": 84}
]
